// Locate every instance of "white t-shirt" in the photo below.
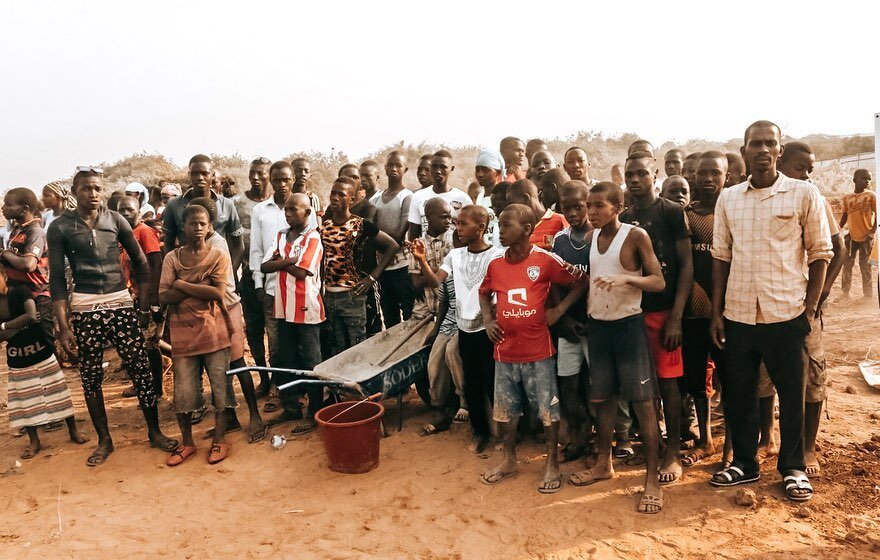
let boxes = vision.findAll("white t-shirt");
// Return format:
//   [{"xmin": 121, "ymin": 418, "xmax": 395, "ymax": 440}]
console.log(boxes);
[
  {"xmin": 439, "ymin": 245, "xmax": 504, "ymax": 333},
  {"xmin": 408, "ymin": 187, "xmax": 471, "ymax": 234}
]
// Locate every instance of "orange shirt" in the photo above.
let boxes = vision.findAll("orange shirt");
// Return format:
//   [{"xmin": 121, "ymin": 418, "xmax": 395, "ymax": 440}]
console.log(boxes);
[
  {"xmin": 530, "ymin": 210, "xmax": 569, "ymax": 250},
  {"xmin": 843, "ymin": 191, "xmax": 876, "ymax": 242}
]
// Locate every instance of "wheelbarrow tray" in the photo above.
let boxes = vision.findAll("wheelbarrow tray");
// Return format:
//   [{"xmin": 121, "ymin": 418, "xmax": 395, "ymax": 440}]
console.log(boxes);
[{"xmin": 310, "ymin": 317, "xmax": 433, "ymax": 398}]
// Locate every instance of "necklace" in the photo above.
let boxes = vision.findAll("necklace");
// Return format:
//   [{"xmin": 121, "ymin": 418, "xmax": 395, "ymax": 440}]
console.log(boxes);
[{"xmin": 566, "ymin": 229, "xmax": 589, "ymax": 251}]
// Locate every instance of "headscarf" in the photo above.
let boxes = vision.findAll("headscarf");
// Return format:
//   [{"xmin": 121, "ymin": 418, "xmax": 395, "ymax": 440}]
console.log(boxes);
[
  {"xmin": 475, "ymin": 149, "xmax": 505, "ymax": 176},
  {"xmin": 160, "ymin": 183, "xmax": 182, "ymax": 197},
  {"xmin": 44, "ymin": 180, "xmax": 77, "ymax": 211}
]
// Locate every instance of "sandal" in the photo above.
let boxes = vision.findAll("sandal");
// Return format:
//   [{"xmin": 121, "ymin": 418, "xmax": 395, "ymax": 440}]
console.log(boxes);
[
  {"xmin": 262, "ymin": 400, "xmax": 280, "ymax": 413},
  {"xmin": 291, "ymin": 421, "xmax": 317, "ymax": 436},
  {"xmin": 637, "ymin": 492, "xmax": 663, "ymax": 514},
  {"xmin": 453, "ymin": 408, "xmax": 469, "ymax": 423},
  {"xmin": 44, "ymin": 421, "xmax": 64, "ymax": 432},
  {"xmin": 709, "ymin": 464, "xmax": 759, "ymax": 487},
  {"xmin": 248, "ymin": 425, "xmax": 268, "ymax": 444},
  {"xmin": 207, "ymin": 443, "xmax": 229, "ymax": 465},
  {"xmin": 418, "ymin": 423, "xmax": 448, "ymax": 437},
  {"xmin": 190, "ymin": 406, "xmax": 208, "ymax": 425},
  {"xmin": 682, "ymin": 448, "xmax": 713, "ymax": 468},
  {"xmin": 86, "ymin": 444, "xmax": 115, "ymax": 467},
  {"xmin": 166, "ymin": 445, "xmax": 197, "ymax": 467},
  {"xmin": 783, "ymin": 470, "xmax": 813, "ymax": 502},
  {"xmin": 614, "ymin": 440, "xmax": 635, "ymax": 459}
]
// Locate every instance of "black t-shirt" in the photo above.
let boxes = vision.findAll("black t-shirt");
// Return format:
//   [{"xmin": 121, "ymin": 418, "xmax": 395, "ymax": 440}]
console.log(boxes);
[
  {"xmin": 620, "ymin": 197, "xmax": 690, "ymax": 312},
  {"xmin": 551, "ymin": 227, "xmax": 591, "ymax": 320}
]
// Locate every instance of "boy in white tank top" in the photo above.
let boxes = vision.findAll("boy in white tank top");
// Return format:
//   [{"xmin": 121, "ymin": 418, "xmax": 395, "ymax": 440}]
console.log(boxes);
[{"xmin": 568, "ymin": 182, "xmax": 668, "ymax": 514}]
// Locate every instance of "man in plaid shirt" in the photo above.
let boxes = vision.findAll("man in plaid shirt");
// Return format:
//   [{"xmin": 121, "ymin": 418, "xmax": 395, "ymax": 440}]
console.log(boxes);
[{"xmin": 709, "ymin": 121, "xmax": 832, "ymax": 502}]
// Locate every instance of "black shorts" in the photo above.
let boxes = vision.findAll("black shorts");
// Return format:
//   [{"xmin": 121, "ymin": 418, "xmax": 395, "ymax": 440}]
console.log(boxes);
[{"xmin": 587, "ymin": 314, "xmax": 658, "ymax": 402}]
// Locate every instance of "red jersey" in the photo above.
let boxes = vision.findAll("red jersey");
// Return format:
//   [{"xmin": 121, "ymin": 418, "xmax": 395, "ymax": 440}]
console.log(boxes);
[
  {"xmin": 480, "ymin": 246, "xmax": 577, "ymax": 363},
  {"xmin": 122, "ymin": 222, "xmax": 161, "ymax": 298},
  {"xmin": 271, "ymin": 227, "xmax": 325, "ymax": 325},
  {"xmin": 530, "ymin": 210, "xmax": 569, "ymax": 250}
]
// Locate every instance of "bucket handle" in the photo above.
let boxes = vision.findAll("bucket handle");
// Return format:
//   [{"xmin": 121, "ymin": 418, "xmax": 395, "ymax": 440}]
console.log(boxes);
[{"xmin": 324, "ymin": 393, "xmax": 384, "ymax": 424}]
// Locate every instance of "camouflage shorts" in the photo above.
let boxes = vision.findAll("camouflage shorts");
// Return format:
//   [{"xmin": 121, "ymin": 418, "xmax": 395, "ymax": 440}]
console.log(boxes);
[{"xmin": 757, "ymin": 314, "xmax": 826, "ymax": 403}]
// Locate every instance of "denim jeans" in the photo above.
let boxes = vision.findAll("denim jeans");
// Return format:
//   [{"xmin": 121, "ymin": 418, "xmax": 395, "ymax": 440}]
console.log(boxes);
[
  {"xmin": 324, "ymin": 291, "xmax": 367, "ymax": 357},
  {"xmin": 276, "ymin": 321, "xmax": 323, "ymax": 417}
]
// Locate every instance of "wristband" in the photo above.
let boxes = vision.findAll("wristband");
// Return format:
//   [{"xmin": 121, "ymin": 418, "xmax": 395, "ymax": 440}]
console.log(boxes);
[
  {"xmin": 1, "ymin": 322, "xmax": 5, "ymax": 330},
  {"xmin": 368, "ymin": 274, "xmax": 377, "ymax": 283}
]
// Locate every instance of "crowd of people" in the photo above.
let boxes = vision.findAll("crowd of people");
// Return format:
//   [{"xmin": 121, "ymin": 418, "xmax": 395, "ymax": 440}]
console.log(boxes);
[{"xmin": 2, "ymin": 120, "xmax": 876, "ymax": 514}]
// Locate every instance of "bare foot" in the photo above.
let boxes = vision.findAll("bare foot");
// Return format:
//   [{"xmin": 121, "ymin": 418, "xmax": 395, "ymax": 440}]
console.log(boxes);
[
  {"xmin": 148, "ymin": 432, "xmax": 179, "ymax": 452},
  {"xmin": 68, "ymin": 428, "xmax": 90, "ymax": 445},
  {"xmin": 757, "ymin": 439, "xmax": 779, "ymax": 459},
  {"xmin": 469, "ymin": 435, "xmax": 490, "ymax": 454},
  {"xmin": 659, "ymin": 457, "xmax": 682, "ymax": 485},
  {"xmin": 20, "ymin": 441, "xmax": 42, "ymax": 460},
  {"xmin": 805, "ymin": 449, "xmax": 820, "ymax": 475},
  {"xmin": 480, "ymin": 457, "xmax": 517, "ymax": 485}
]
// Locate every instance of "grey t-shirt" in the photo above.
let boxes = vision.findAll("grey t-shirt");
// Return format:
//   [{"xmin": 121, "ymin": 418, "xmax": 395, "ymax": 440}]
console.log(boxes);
[{"xmin": 370, "ymin": 189, "xmax": 413, "ymax": 270}]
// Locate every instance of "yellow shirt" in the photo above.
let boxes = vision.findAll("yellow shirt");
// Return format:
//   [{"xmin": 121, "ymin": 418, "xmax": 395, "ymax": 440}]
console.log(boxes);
[{"xmin": 842, "ymin": 190, "xmax": 876, "ymax": 242}]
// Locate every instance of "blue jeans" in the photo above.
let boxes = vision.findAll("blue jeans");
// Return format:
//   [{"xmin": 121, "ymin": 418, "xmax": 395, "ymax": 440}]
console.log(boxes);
[{"xmin": 323, "ymin": 291, "xmax": 367, "ymax": 357}]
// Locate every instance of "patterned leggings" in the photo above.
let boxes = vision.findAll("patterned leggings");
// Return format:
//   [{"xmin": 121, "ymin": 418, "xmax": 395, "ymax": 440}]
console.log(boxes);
[{"xmin": 72, "ymin": 307, "xmax": 158, "ymax": 408}]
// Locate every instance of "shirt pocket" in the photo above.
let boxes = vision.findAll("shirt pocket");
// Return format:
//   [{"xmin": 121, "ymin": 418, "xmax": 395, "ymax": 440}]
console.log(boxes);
[{"xmin": 770, "ymin": 214, "xmax": 798, "ymax": 241}]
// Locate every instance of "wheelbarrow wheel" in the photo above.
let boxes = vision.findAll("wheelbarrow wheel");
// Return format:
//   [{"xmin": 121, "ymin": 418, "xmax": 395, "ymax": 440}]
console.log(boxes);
[{"xmin": 414, "ymin": 378, "xmax": 432, "ymax": 406}]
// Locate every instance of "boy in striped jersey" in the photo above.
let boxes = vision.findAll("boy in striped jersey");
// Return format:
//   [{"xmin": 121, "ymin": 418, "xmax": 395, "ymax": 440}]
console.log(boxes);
[{"xmin": 261, "ymin": 193, "xmax": 325, "ymax": 435}]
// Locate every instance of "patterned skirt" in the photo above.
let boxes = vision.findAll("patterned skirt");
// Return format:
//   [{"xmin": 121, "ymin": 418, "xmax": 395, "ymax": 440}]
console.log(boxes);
[{"xmin": 7, "ymin": 355, "xmax": 76, "ymax": 429}]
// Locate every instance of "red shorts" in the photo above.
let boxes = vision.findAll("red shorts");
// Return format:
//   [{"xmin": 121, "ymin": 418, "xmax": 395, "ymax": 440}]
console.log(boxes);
[{"xmin": 643, "ymin": 310, "xmax": 683, "ymax": 379}]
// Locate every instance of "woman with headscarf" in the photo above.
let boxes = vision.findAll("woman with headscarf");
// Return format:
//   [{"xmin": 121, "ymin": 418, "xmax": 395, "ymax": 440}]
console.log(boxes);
[{"xmin": 41, "ymin": 181, "xmax": 77, "ymax": 228}]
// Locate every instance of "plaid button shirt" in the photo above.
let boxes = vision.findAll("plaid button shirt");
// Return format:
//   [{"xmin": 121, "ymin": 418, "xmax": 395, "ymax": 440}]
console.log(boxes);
[
  {"xmin": 712, "ymin": 173, "xmax": 833, "ymax": 325},
  {"xmin": 408, "ymin": 228, "xmax": 454, "ymax": 313}
]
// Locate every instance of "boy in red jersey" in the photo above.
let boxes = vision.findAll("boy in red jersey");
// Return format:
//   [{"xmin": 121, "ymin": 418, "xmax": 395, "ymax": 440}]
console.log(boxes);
[{"xmin": 477, "ymin": 204, "xmax": 585, "ymax": 494}]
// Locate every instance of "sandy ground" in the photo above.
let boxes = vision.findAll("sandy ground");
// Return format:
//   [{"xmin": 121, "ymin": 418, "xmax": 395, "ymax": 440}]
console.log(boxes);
[{"xmin": 1, "ymin": 289, "xmax": 880, "ymax": 559}]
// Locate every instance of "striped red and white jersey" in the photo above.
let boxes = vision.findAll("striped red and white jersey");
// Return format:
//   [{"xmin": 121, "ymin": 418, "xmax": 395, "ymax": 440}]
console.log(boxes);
[{"xmin": 267, "ymin": 226, "xmax": 325, "ymax": 324}]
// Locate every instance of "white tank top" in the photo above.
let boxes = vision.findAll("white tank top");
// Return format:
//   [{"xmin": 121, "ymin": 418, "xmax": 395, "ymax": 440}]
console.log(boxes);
[{"xmin": 588, "ymin": 223, "xmax": 643, "ymax": 321}]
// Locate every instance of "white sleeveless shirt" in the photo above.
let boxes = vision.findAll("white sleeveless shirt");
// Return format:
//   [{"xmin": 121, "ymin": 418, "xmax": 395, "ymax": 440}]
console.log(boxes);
[{"xmin": 588, "ymin": 223, "xmax": 643, "ymax": 321}]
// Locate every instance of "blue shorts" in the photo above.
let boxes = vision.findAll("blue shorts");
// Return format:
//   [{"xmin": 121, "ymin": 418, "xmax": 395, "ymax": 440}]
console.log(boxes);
[
  {"xmin": 587, "ymin": 315, "xmax": 658, "ymax": 402},
  {"xmin": 493, "ymin": 357, "xmax": 560, "ymax": 426}
]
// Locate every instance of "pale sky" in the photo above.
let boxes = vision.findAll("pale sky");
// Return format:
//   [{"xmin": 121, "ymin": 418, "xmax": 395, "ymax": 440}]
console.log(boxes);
[{"xmin": 2, "ymin": 0, "xmax": 877, "ymax": 188}]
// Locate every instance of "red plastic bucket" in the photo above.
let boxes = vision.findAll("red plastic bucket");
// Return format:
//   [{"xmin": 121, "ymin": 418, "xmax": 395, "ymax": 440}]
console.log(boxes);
[{"xmin": 314, "ymin": 400, "xmax": 385, "ymax": 474}]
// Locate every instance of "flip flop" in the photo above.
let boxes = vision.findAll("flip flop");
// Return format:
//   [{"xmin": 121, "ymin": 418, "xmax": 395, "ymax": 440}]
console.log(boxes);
[
  {"xmin": 248, "ymin": 425, "xmax": 268, "ymax": 444},
  {"xmin": 637, "ymin": 492, "xmax": 663, "ymax": 514},
  {"xmin": 418, "ymin": 423, "xmax": 447, "ymax": 437},
  {"xmin": 614, "ymin": 441, "xmax": 635, "ymax": 459},
  {"xmin": 207, "ymin": 443, "xmax": 229, "ymax": 465},
  {"xmin": 538, "ymin": 475, "xmax": 564, "ymax": 494},
  {"xmin": 262, "ymin": 400, "xmax": 280, "ymax": 413},
  {"xmin": 291, "ymin": 421, "xmax": 317, "ymax": 436},
  {"xmin": 805, "ymin": 464, "xmax": 821, "ymax": 475},
  {"xmin": 453, "ymin": 408, "xmax": 469, "ymax": 423},
  {"xmin": 190, "ymin": 406, "xmax": 208, "ymax": 425},
  {"xmin": 166, "ymin": 445, "xmax": 197, "ymax": 467},
  {"xmin": 569, "ymin": 469, "xmax": 614, "ymax": 487},
  {"xmin": 149, "ymin": 436, "xmax": 180, "ymax": 452},
  {"xmin": 20, "ymin": 446, "xmax": 40, "ymax": 460},
  {"xmin": 86, "ymin": 445, "xmax": 114, "ymax": 467},
  {"xmin": 480, "ymin": 470, "xmax": 517, "ymax": 486},
  {"xmin": 121, "ymin": 385, "xmax": 137, "ymax": 398},
  {"xmin": 658, "ymin": 470, "xmax": 681, "ymax": 485},
  {"xmin": 682, "ymin": 448, "xmax": 712, "ymax": 467}
]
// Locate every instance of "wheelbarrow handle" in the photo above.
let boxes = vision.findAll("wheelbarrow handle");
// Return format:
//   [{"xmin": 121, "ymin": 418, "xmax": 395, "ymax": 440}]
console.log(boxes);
[
  {"xmin": 226, "ymin": 365, "xmax": 313, "ymax": 377},
  {"xmin": 275, "ymin": 378, "xmax": 364, "ymax": 394}
]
